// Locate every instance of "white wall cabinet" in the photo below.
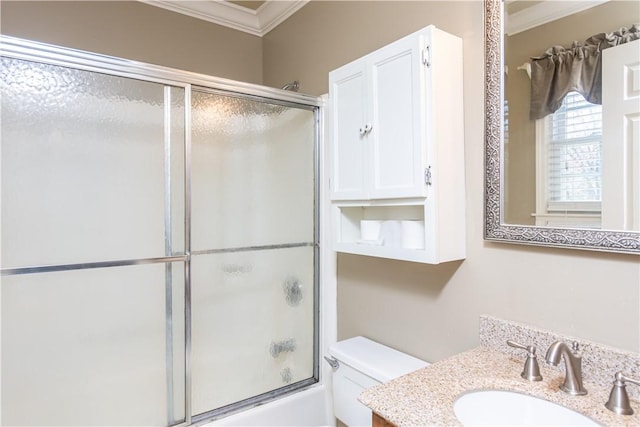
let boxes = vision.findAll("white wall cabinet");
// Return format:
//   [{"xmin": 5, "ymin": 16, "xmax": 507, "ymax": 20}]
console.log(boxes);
[
  {"xmin": 330, "ymin": 29, "xmax": 425, "ymax": 200},
  {"xmin": 329, "ymin": 25, "xmax": 465, "ymax": 264}
]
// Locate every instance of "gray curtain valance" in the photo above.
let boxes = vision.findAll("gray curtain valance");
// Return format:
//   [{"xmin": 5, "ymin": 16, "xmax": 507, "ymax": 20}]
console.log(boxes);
[{"xmin": 529, "ymin": 24, "xmax": 640, "ymax": 121}]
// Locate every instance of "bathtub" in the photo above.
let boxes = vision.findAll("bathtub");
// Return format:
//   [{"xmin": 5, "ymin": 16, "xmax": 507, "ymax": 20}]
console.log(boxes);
[{"xmin": 208, "ymin": 384, "xmax": 333, "ymax": 426}]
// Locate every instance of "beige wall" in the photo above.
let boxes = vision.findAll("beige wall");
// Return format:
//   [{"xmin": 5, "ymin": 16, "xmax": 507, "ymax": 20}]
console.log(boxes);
[
  {"xmin": 504, "ymin": 1, "xmax": 640, "ymax": 224},
  {"xmin": 262, "ymin": 1, "xmax": 476, "ymax": 95},
  {"xmin": 263, "ymin": 1, "xmax": 640, "ymax": 361},
  {"xmin": 0, "ymin": 1, "xmax": 263, "ymax": 84},
  {"xmin": 2, "ymin": 0, "xmax": 638, "ymax": 363}
]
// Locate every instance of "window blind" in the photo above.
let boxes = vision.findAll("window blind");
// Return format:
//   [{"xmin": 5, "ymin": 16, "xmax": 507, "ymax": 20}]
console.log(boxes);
[{"xmin": 546, "ymin": 92, "xmax": 602, "ymax": 212}]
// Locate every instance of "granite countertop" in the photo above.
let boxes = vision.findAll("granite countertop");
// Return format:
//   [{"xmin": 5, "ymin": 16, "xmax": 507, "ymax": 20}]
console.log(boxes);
[{"xmin": 359, "ymin": 346, "xmax": 640, "ymax": 426}]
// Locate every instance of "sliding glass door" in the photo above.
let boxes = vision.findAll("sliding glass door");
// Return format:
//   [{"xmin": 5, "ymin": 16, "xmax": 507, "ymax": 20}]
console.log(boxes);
[
  {"xmin": 1, "ymin": 38, "xmax": 319, "ymax": 427},
  {"xmin": 190, "ymin": 91, "xmax": 317, "ymax": 419},
  {"xmin": 1, "ymin": 56, "xmax": 187, "ymax": 426}
]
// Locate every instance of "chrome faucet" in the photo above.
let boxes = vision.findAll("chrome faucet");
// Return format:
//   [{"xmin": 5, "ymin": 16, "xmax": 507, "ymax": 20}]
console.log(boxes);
[{"xmin": 545, "ymin": 341, "xmax": 588, "ymax": 395}]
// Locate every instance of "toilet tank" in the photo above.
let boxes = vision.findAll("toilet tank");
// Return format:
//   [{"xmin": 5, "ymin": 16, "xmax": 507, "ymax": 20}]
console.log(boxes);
[{"xmin": 328, "ymin": 337, "xmax": 429, "ymax": 427}]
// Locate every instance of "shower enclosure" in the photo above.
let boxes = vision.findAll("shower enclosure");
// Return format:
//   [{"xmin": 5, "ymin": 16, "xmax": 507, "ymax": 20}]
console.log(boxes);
[{"xmin": 1, "ymin": 36, "xmax": 321, "ymax": 427}]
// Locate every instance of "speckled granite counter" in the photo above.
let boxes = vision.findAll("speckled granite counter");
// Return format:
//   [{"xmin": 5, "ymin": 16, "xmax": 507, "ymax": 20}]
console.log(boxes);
[
  {"xmin": 360, "ymin": 346, "xmax": 639, "ymax": 426},
  {"xmin": 359, "ymin": 317, "xmax": 640, "ymax": 426}
]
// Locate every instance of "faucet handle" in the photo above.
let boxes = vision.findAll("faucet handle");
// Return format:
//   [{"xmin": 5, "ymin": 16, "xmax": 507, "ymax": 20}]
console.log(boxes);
[
  {"xmin": 507, "ymin": 340, "xmax": 543, "ymax": 381},
  {"xmin": 605, "ymin": 372, "xmax": 640, "ymax": 415},
  {"xmin": 572, "ymin": 341, "xmax": 581, "ymax": 354}
]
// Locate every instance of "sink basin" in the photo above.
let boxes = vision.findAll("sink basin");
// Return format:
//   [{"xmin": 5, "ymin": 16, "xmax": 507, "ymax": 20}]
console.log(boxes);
[{"xmin": 454, "ymin": 390, "xmax": 600, "ymax": 426}]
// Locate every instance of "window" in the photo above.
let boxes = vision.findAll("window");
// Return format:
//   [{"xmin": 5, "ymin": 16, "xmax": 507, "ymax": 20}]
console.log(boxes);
[{"xmin": 535, "ymin": 92, "xmax": 603, "ymax": 227}]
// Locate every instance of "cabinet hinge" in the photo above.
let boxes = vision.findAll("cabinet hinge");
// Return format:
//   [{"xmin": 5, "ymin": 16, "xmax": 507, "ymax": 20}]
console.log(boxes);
[
  {"xmin": 421, "ymin": 45, "xmax": 431, "ymax": 68},
  {"xmin": 425, "ymin": 166, "xmax": 432, "ymax": 186}
]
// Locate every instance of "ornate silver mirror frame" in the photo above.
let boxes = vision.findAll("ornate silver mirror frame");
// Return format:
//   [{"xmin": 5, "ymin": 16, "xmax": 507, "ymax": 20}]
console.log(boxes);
[{"xmin": 483, "ymin": 0, "xmax": 640, "ymax": 254}]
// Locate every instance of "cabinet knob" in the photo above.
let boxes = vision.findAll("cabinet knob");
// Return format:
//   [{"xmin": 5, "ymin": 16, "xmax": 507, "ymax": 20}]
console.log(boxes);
[{"xmin": 359, "ymin": 124, "xmax": 373, "ymax": 136}]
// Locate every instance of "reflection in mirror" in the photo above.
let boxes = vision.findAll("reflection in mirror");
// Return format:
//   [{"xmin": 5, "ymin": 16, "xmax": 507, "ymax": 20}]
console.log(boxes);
[
  {"xmin": 483, "ymin": 0, "xmax": 640, "ymax": 253},
  {"xmin": 504, "ymin": 0, "xmax": 640, "ymax": 231}
]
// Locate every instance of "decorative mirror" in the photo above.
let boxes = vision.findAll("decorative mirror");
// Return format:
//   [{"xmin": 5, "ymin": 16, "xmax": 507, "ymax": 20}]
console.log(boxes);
[{"xmin": 484, "ymin": 0, "xmax": 640, "ymax": 254}]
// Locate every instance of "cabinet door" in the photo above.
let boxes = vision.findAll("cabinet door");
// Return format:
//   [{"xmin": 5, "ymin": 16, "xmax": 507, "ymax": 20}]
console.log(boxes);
[
  {"xmin": 330, "ymin": 60, "xmax": 369, "ymax": 200},
  {"xmin": 369, "ymin": 31, "xmax": 427, "ymax": 199}
]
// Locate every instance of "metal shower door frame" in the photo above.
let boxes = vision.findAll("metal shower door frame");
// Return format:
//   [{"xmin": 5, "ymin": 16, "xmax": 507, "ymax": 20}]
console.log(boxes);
[{"xmin": 0, "ymin": 35, "xmax": 322, "ymax": 427}]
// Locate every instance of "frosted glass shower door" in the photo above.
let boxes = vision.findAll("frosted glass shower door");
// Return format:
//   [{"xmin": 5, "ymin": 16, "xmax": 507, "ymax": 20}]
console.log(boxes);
[
  {"xmin": 1, "ymin": 57, "xmax": 186, "ymax": 426},
  {"xmin": 190, "ymin": 90, "xmax": 317, "ymax": 417},
  {"xmin": 2, "ymin": 264, "xmax": 186, "ymax": 426}
]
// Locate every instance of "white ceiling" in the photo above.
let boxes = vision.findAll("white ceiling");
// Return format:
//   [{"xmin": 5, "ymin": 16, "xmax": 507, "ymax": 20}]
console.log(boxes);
[{"xmin": 138, "ymin": 0, "xmax": 308, "ymax": 37}]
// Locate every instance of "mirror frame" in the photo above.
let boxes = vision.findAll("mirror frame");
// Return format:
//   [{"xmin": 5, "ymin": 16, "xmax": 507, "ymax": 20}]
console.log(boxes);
[{"xmin": 483, "ymin": 0, "xmax": 640, "ymax": 254}]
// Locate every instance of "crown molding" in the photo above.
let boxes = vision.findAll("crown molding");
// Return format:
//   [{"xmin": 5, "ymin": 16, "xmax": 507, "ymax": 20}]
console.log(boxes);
[
  {"xmin": 506, "ymin": 0, "xmax": 609, "ymax": 36},
  {"xmin": 138, "ymin": 0, "xmax": 308, "ymax": 37}
]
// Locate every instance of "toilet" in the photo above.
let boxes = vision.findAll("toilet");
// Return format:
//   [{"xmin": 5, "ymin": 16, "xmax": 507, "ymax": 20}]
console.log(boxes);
[{"xmin": 327, "ymin": 336, "xmax": 429, "ymax": 426}]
